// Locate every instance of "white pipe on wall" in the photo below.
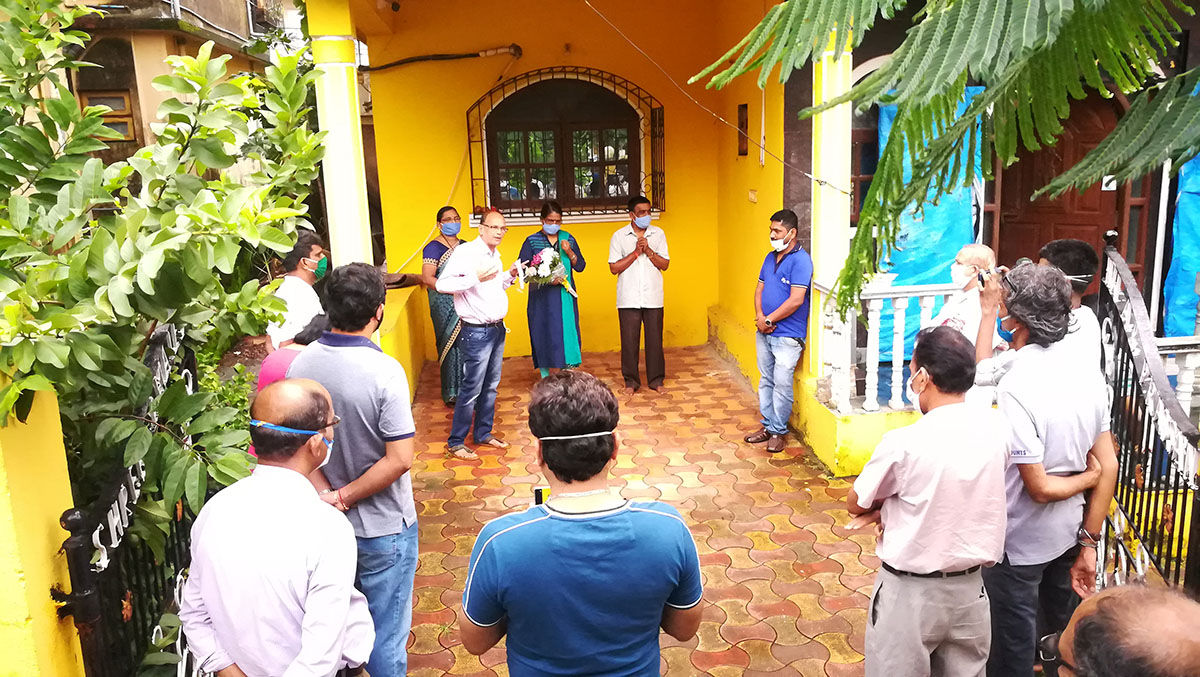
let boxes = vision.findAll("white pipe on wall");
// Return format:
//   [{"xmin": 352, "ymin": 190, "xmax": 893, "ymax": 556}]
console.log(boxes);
[{"xmin": 1151, "ymin": 159, "xmax": 1173, "ymax": 331}]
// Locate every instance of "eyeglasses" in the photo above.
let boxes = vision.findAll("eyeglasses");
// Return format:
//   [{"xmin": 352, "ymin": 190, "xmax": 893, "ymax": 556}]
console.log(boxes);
[
  {"xmin": 543, "ymin": 219, "xmax": 563, "ymax": 225},
  {"xmin": 481, "ymin": 224, "xmax": 509, "ymax": 233},
  {"xmin": 324, "ymin": 414, "xmax": 342, "ymax": 428},
  {"xmin": 1037, "ymin": 632, "xmax": 1078, "ymax": 676}
]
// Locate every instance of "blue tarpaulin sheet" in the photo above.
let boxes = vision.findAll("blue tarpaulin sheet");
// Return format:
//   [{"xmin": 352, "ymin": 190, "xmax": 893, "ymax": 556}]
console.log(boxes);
[
  {"xmin": 877, "ymin": 87, "xmax": 984, "ymax": 361},
  {"xmin": 1164, "ymin": 153, "xmax": 1200, "ymax": 337}
]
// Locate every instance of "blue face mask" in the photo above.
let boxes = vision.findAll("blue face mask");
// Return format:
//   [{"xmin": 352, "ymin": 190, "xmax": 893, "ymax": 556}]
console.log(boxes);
[
  {"xmin": 542, "ymin": 222, "xmax": 561, "ymax": 236},
  {"xmin": 440, "ymin": 220, "xmax": 462, "ymax": 236},
  {"xmin": 633, "ymin": 214, "xmax": 651, "ymax": 229},
  {"xmin": 996, "ymin": 315, "xmax": 1015, "ymax": 343}
]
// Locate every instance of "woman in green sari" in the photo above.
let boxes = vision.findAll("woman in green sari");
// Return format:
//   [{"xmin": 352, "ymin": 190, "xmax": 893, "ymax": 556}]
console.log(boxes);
[{"xmin": 420, "ymin": 206, "xmax": 465, "ymax": 405}]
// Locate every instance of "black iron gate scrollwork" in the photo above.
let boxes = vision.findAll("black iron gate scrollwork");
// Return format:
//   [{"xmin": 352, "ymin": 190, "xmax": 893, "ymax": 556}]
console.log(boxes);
[
  {"xmin": 55, "ymin": 324, "xmax": 200, "ymax": 677},
  {"xmin": 1098, "ymin": 246, "xmax": 1200, "ymax": 592}
]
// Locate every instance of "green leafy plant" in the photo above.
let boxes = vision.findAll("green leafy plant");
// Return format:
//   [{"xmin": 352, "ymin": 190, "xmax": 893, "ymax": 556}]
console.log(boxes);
[
  {"xmin": 694, "ymin": 0, "xmax": 1194, "ymax": 315},
  {"xmin": 0, "ymin": 1, "xmax": 324, "ymax": 520}
]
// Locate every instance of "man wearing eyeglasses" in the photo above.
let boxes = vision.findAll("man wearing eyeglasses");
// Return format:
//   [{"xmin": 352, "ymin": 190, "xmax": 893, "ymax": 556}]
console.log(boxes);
[
  {"xmin": 288, "ymin": 263, "xmax": 418, "ymax": 677},
  {"xmin": 180, "ymin": 378, "xmax": 374, "ymax": 677},
  {"xmin": 437, "ymin": 208, "xmax": 521, "ymax": 460}
]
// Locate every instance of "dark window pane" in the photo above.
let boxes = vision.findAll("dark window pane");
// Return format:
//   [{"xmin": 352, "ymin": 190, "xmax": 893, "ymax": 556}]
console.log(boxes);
[
  {"xmin": 530, "ymin": 168, "xmax": 556, "ymax": 200},
  {"xmin": 103, "ymin": 119, "xmax": 131, "ymax": 138},
  {"xmin": 859, "ymin": 140, "xmax": 878, "ymax": 176},
  {"xmin": 87, "ymin": 95, "xmax": 128, "ymax": 113},
  {"xmin": 499, "ymin": 168, "xmax": 527, "ymax": 200},
  {"xmin": 1127, "ymin": 205, "xmax": 1142, "ymax": 261},
  {"xmin": 574, "ymin": 166, "xmax": 602, "ymax": 198},
  {"xmin": 573, "ymin": 130, "xmax": 598, "ymax": 163},
  {"xmin": 602, "ymin": 128, "xmax": 629, "ymax": 161},
  {"xmin": 1131, "ymin": 177, "xmax": 1145, "ymax": 198},
  {"xmin": 497, "ymin": 131, "xmax": 524, "ymax": 164},
  {"xmin": 528, "ymin": 130, "xmax": 555, "ymax": 163},
  {"xmin": 605, "ymin": 164, "xmax": 630, "ymax": 197}
]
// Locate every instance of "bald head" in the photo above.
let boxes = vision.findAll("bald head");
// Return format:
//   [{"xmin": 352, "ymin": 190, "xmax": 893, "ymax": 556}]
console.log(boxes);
[
  {"xmin": 1064, "ymin": 585, "xmax": 1200, "ymax": 677},
  {"xmin": 250, "ymin": 379, "xmax": 333, "ymax": 461}
]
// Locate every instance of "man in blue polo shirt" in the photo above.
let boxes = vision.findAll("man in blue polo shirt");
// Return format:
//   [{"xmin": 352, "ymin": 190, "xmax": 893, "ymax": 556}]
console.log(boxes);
[
  {"xmin": 745, "ymin": 209, "xmax": 813, "ymax": 453},
  {"xmin": 459, "ymin": 371, "xmax": 703, "ymax": 675}
]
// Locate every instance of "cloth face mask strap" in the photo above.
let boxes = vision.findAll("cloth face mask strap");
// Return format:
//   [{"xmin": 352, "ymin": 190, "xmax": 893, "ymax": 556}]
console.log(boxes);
[
  {"xmin": 537, "ymin": 430, "xmax": 615, "ymax": 441},
  {"xmin": 250, "ymin": 419, "xmax": 322, "ymax": 436}
]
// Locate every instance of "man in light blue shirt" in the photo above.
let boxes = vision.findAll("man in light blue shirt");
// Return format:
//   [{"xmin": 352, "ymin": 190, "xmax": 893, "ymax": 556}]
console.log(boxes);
[
  {"xmin": 745, "ymin": 209, "xmax": 813, "ymax": 453},
  {"xmin": 459, "ymin": 371, "xmax": 703, "ymax": 675}
]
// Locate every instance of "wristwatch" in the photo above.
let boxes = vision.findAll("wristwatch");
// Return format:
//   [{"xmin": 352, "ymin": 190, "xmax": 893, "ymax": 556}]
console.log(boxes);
[{"xmin": 764, "ymin": 318, "xmax": 775, "ymax": 328}]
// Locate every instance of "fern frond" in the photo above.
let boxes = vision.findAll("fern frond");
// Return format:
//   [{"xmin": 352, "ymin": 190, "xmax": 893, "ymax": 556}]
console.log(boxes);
[
  {"xmin": 688, "ymin": 0, "xmax": 910, "ymax": 89},
  {"xmin": 1040, "ymin": 68, "xmax": 1200, "ymax": 198}
]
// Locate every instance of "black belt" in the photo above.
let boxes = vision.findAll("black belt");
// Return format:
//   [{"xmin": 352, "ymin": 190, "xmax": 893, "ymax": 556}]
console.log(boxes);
[
  {"xmin": 463, "ymin": 320, "xmax": 504, "ymax": 328},
  {"xmin": 882, "ymin": 562, "xmax": 982, "ymax": 579}
]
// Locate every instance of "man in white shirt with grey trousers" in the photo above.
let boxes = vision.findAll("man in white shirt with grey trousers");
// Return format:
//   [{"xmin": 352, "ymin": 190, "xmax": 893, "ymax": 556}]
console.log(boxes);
[{"xmin": 180, "ymin": 378, "xmax": 374, "ymax": 677}]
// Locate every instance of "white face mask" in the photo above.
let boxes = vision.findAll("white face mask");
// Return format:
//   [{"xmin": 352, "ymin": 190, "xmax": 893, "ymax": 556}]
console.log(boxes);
[
  {"xmin": 317, "ymin": 437, "xmax": 333, "ymax": 469},
  {"xmin": 770, "ymin": 232, "xmax": 793, "ymax": 252},
  {"xmin": 950, "ymin": 263, "xmax": 976, "ymax": 289},
  {"xmin": 906, "ymin": 367, "xmax": 928, "ymax": 414}
]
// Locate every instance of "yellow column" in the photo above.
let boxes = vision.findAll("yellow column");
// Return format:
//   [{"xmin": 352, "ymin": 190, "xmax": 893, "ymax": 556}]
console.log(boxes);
[
  {"xmin": 0, "ymin": 392, "xmax": 84, "ymax": 677},
  {"xmin": 308, "ymin": 0, "xmax": 374, "ymax": 266},
  {"xmin": 806, "ymin": 37, "xmax": 853, "ymax": 377}
]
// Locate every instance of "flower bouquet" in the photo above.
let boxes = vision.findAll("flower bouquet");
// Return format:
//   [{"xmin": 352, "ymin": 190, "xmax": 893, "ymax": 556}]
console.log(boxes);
[{"xmin": 518, "ymin": 247, "xmax": 577, "ymax": 298}]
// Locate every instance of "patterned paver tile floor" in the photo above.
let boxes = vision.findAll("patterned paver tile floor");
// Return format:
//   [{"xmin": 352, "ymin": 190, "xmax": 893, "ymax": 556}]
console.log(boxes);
[{"xmin": 406, "ymin": 345, "xmax": 876, "ymax": 676}]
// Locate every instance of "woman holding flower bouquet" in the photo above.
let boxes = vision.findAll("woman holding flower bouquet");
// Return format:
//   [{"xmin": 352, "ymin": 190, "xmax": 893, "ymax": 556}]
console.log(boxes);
[{"xmin": 519, "ymin": 201, "xmax": 587, "ymax": 377}]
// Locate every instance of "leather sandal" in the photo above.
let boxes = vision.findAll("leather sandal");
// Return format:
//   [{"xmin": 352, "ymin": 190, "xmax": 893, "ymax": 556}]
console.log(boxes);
[
  {"xmin": 744, "ymin": 429, "xmax": 771, "ymax": 444},
  {"xmin": 767, "ymin": 433, "xmax": 787, "ymax": 453},
  {"xmin": 446, "ymin": 445, "xmax": 479, "ymax": 460},
  {"xmin": 480, "ymin": 436, "xmax": 509, "ymax": 449}
]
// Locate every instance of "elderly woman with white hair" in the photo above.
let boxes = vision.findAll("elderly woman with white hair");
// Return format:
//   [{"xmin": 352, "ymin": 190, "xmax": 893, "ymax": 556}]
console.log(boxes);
[{"xmin": 978, "ymin": 263, "xmax": 1118, "ymax": 677}]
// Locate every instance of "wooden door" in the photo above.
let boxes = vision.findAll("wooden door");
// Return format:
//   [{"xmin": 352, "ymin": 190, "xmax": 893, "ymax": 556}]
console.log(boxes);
[{"xmin": 999, "ymin": 94, "xmax": 1121, "ymax": 295}]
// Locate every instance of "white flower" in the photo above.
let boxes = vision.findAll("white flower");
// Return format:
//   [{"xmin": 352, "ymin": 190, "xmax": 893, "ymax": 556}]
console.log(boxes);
[{"xmin": 538, "ymin": 262, "xmax": 551, "ymax": 277}]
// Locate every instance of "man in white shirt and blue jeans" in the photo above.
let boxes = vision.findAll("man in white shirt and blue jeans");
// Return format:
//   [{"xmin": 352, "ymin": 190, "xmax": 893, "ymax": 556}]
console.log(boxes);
[
  {"xmin": 437, "ymin": 208, "xmax": 520, "ymax": 459},
  {"xmin": 608, "ymin": 196, "xmax": 670, "ymax": 394},
  {"xmin": 180, "ymin": 378, "xmax": 374, "ymax": 676}
]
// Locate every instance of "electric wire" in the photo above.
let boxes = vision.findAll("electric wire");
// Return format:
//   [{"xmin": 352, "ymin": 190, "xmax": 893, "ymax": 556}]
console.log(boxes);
[{"xmin": 579, "ymin": 0, "xmax": 850, "ymax": 196}]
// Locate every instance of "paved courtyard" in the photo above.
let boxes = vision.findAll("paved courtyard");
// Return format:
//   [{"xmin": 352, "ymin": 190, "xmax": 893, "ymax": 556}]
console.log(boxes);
[{"xmin": 406, "ymin": 346, "xmax": 876, "ymax": 676}]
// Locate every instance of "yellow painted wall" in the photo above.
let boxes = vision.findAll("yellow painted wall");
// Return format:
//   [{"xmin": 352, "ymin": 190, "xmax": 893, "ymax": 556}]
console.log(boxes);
[
  {"xmin": 0, "ymin": 393, "xmax": 84, "ymax": 677},
  {"xmin": 380, "ymin": 287, "xmax": 436, "ymax": 396},
  {"xmin": 365, "ymin": 0, "xmax": 759, "ymax": 365},
  {"xmin": 707, "ymin": 0, "xmax": 788, "ymax": 386}
]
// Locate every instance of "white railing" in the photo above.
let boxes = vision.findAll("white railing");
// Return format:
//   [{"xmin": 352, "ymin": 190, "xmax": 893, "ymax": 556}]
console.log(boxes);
[
  {"xmin": 815, "ymin": 279, "xmax": 960, "ymax": 414},
  {"xmin": 1158, "ymin": 336, "xmax": 1200, "ymax": 421}
]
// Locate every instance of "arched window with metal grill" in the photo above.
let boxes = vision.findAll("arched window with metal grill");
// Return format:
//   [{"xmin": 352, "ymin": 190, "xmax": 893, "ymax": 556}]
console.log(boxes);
[{"xmin": 467, "ymin": 67, "xmax": 664, "ymax": 217}]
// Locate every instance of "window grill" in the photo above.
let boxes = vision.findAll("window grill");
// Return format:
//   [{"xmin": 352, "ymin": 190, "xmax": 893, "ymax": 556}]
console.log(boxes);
[{"xmin": 467, "ymin": 66, "xmax": 665, "ymax": 218}]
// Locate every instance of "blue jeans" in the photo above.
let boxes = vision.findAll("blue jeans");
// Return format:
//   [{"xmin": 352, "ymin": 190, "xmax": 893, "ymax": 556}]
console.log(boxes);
[
  {"xmin": 449, "ymin": 323, "xmax": 506, "ymax": 447},
  {"xmin": 357, "ymin": 527, "xmax": 420, "ymax": 677},
  {"xmin": 756, "ymin": 331, "xmax": 805, "ymax": 435}
]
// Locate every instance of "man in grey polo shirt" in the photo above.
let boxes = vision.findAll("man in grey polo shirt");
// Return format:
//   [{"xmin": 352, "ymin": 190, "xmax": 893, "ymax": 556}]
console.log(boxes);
[
  {"xmin": 979, "ymin": 264, "xmax": 1117, "ymax": 677},
  {"xmin": 288, "ymin": 262, "xmax": 417, "ymax": 677}
]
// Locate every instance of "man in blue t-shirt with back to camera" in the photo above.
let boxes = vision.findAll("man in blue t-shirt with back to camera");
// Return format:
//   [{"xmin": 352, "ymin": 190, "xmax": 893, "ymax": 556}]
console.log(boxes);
[
  {"xmin": 744, "ymin": 208, "xmax": 813, "ymax": 453},
  {"xmin": 459, "ymin": 371, "xmax": 703, "ymax": 676}
]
